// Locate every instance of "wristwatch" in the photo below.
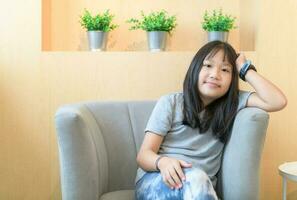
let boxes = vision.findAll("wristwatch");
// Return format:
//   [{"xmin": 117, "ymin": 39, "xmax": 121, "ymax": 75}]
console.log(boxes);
[{"xmin": 239, "ymin": 62, "xmax": 257, "ymax": 81}]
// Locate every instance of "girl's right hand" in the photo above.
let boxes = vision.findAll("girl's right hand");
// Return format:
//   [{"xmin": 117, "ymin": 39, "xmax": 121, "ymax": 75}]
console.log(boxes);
[
  {"xmin": 158, "ymin": 157, "xmax": 192, "ymax": 189},
  {"xmin": 236, "ymin": 52, "xmax": 247, "ymax": 72}
]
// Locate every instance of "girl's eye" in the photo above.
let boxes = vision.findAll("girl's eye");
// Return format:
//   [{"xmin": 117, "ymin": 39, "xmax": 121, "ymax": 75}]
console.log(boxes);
[
  {"xmin": 222, "ymin": 68, "xmax": 230, "ymax": 73},
  {"xmin": 203, "ymin": 64, "xmax": 211, "ymax": 68}
]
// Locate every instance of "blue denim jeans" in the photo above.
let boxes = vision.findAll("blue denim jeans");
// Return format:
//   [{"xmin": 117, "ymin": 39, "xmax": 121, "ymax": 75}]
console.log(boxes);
[{"xmin": 135, "ymin": 167, "xmax": 218, "ymax": 200}]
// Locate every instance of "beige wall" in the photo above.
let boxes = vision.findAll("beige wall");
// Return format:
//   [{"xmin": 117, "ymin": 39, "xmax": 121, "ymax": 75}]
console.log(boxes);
[
  {"xmin": 257, "ymin": 1, "xmax": 297, "ymax": 199},
  {"xmin": 0, "ymin": 1, "xmax": 48, "ymax": 199},
  {"xmin": 1, "ymin": 0, "xmax": 297, "ymax": 200}
]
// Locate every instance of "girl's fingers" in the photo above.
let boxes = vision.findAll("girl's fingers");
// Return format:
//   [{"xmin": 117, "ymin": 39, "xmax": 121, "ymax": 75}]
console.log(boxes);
[
  {"xmin": 174, "ymin": 165, "xmax": 186, "ymax": 182},
  {"xmin": 165, "ymin": 171, "xmax": 176, "ymax": 189},
  {"xmin": 168, "ymin": 167, "xmax": 182, "ymax": 188},
  {"xmin": 162, "ymin": 174, "xmax": 172, "ymax": 189},
  {"xmin": 160, "ymin": 158, "xmax": 190, "ymax": 189},
  {"xmin": 179, "ymin": 160, "xmax": 192, "ymax": 168}
]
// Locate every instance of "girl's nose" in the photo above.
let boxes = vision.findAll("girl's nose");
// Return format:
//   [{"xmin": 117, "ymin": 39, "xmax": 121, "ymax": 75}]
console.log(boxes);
[{"xmin": 209, "ymin": 68, "xmax": 220, "ymax": 79}]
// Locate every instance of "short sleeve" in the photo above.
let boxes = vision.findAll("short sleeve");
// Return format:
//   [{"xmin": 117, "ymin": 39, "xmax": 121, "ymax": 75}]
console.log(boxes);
[
  {"xmin": 145, "ymin": 95, "xmax": 173, "ymax": 136},
  {"xmin": 237, "ymin": 90, "xmax": 254, "ymax": 112}
]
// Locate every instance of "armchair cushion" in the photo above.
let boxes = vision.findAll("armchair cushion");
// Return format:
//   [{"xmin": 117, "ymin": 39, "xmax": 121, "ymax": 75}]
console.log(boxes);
[{"xmin": 100, "ymin": 190, "xmax": 134, "ymax": 200}]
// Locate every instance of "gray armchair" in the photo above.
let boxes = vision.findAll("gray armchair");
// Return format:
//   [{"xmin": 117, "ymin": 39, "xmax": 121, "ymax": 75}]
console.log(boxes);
[{"xmin": 55, "ymin": 101, "xmax": 269, "ymax": 200}]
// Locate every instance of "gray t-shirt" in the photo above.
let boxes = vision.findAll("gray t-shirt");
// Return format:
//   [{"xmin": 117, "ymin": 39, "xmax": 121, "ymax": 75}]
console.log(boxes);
[{"xmin": 135, "ymin": 90, "xmax": 253, "ymax": 186}]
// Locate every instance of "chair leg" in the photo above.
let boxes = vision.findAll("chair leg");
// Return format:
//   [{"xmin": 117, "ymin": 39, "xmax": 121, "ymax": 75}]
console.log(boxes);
[{"xmin": 282, "ymin": 177, "xmax": 287, "ymax": 200}]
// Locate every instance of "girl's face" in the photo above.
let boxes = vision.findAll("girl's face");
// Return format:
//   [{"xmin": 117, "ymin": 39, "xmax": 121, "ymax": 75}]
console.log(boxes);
[{"xmin": 198, "ymin": 49, "xmax": 233, "ymax": 106}]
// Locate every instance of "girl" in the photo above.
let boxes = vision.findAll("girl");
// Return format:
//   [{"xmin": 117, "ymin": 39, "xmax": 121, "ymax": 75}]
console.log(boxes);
[{"xmin": 135, "ymin": 41, "xmax": 287, "ymax": 200}]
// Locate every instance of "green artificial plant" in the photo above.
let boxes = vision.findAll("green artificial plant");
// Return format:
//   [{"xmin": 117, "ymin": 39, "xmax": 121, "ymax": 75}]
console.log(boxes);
[
  {"xmin": 202, "ymin": 9, "xmax": 236, "ymax": 32},
  {"xmin": 127, "ymin": 10, "xmax": 177, "ymax": 34},
  {"xmin": 79, "ymin": 9, "xmax": 118, "ymax": 31}
]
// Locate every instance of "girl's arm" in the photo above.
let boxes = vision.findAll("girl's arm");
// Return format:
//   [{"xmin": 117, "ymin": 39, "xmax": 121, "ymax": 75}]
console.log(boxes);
[
  {"xmin": 245, "ymin": 70, "xmax": 287, "ymax": 112},
  {"xmin": 137, "ymin": 132, "xmax": 192, "ymax": 189},
  {"xmin": 136, "ymin": 132, "xmax": 164, "ymax": 171},
  {"xmin": 236, "ymin": 54, "xmax": 287, "ymax": 112}
]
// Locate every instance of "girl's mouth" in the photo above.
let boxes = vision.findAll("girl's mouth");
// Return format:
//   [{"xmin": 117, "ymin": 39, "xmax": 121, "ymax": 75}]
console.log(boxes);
[{"xmin": 205, "ymin": 82, "xmax": 220, "ymax": 88}]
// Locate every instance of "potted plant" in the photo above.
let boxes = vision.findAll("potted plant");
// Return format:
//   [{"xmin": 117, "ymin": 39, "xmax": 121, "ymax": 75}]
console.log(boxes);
[
  {"xmin": 79, "ymin": 9, "xmax": 118, "ymax": 51},
  {"xmin": 202, "ymin": 9, "xmax": 236, "ymax": 42},
  {"xmin": 127, "ymin": 10, "xmax": 177, "ymax": 52}
]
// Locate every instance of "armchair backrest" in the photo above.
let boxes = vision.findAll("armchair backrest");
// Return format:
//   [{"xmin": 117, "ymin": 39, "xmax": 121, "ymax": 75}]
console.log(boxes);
[{"xmin": 85, "ymin": 101, "xmax": 155, "ymax": 191}]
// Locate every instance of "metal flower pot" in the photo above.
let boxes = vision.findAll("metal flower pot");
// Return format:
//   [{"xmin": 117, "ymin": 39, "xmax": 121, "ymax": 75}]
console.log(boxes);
[
  {"xmin": 208, "ymin": 31, "xmax": 229, "ymax": 42},
  {"xmin": 147, "ymin": 31, "xmax": 167, "ymax": 52},
  {"xmin": 87, "ymin": 31, "xmax": 108, "ymax": 51}
]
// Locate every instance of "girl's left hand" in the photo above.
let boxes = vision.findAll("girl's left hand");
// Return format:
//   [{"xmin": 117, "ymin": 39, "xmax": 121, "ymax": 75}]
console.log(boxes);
[{"xmin": 235, "ymin": 53, "xmax": 247, "ymax": 72}]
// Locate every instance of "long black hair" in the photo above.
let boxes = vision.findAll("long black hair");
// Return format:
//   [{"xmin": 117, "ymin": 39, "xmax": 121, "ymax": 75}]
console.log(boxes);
[{"xmin": 182, "ymin": 41, "xmax": 239, "ymax": 143}]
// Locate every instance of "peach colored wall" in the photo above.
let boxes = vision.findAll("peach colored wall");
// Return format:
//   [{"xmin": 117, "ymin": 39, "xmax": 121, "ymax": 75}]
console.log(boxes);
[
  {"xmin": 1, "ymin": 0, "xmax": 297, "ymax": 200},
  {"xmin": 42, "ymin": 0, "xmax": 51, "ymax": 50}
]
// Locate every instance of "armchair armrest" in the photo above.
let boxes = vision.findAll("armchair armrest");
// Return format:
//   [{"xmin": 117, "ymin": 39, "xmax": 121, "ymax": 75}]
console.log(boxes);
[
  {"xmin": 55, "ymin": 104, "xmax": 108, "ymax": 200},
  {"xmin": 218, "ymin": 107, "xmax": 269, "ymax": 200}
]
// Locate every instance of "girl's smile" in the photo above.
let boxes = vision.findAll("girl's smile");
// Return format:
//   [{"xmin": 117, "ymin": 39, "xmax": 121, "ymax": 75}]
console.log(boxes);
[{"xmin": 204, "ymin": 81, "xmax": 221, "ymax": 88}]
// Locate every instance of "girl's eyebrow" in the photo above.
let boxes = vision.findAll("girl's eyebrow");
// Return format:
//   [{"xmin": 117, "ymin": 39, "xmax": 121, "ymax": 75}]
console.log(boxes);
[{"xmin": 222, "ymin": 63, "xmax": 232, "ymax": 67}]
